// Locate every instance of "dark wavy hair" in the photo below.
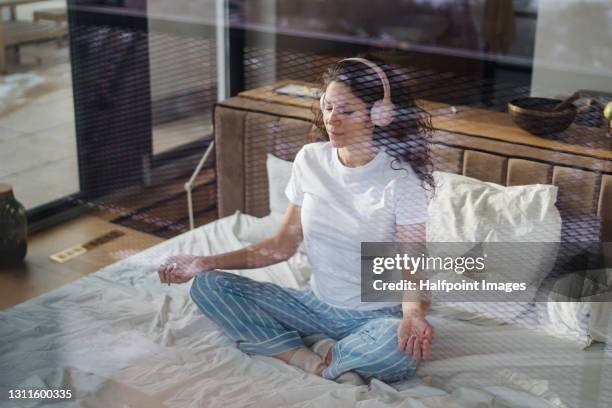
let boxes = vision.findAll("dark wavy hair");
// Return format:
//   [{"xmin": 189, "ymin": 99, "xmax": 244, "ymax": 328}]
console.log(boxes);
[{"xmin": 311, "ymin": 56, "xmax": 434, "ymax": 192}]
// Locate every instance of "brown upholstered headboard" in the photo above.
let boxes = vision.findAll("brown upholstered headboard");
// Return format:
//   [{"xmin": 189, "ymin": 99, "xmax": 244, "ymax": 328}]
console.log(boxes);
[{"xmin": 214, "ymin": 96, "xmax": 612, "ymax": 244}]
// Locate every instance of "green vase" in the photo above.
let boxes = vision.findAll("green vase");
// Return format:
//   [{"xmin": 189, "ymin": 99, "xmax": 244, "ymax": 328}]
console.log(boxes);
[{"xmin": 0, "ymin": 184, "xmax": 28, "ymax": 267}]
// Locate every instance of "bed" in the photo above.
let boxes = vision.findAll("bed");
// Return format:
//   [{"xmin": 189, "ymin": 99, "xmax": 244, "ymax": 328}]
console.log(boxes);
[{"xmin": 1, "ymin": 95, "xmax": 612, "ymax": 408}]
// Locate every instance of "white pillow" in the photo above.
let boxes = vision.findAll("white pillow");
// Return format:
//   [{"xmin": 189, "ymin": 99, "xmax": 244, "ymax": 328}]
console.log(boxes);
[
  {"xmin": 235, "ymin": 154, "xmax": 292, "ymax": 243},
  {"xmin": 266, "ymin": 153, "xmax": 293, "ymax": 215},
  {"xmin": 539, "ymin": 268, "xmax": 612, "ymax": 348},
  {"xmin": 427, "ymin": 171, "xmax": 561, "ymax": 243},
  {"xmin": 236, "ymin": 212, "xmax": 284, "ymax": 244},
  {"xmin": 236, "ymin": 154, "xmax": 306, "ymax": 254},
  {"xmin": 426, "ymin": 171, "xmax": 561, "ymax": 323}
]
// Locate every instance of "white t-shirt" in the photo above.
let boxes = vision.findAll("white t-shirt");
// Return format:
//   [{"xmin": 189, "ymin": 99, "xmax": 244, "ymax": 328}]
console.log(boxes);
[{"xmin": 285, "ymin": 142, "xmax": 428, "ymax": 310}]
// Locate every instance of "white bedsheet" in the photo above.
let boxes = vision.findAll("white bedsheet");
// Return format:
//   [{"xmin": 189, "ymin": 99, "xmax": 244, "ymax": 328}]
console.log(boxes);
[{"xmin": 1, "ymin": 212, "xmax": 611, "ymax": 408}]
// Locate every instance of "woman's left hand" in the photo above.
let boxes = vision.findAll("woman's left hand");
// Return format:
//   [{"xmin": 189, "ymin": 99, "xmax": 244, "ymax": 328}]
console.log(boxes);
[{"xmin": 396, "ymin": 315, "xmax": 434, "ymax": 362}]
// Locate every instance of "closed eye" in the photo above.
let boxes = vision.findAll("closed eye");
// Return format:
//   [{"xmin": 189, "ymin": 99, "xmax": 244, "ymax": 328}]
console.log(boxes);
[
  {"xmin": 323, "ymin": 99, "xmax": 333, "ymax": 111},
  {"xmin": 323, "ymin": 104, "xmax": 353, "ymax": 115}
]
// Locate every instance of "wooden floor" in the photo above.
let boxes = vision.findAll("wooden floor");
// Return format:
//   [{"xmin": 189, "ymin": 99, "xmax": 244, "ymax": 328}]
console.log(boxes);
[
  {"xmin": 0, "ymin": 169, "xmax": 217, "ymax": 310},
  {"xmin": 0, "ymin": 214, "xmax": 164, "ymax": 310}
]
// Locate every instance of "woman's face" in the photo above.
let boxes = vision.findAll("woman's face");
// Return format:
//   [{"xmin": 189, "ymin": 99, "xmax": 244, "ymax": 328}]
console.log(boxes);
[{"xmin": 322, "ymin": 81, "xmax": 374, "ymax": 148}]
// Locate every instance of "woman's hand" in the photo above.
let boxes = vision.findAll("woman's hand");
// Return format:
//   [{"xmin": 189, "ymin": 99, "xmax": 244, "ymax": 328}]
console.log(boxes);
[
  {"xmin": 396, "ymin": 315, "xmax": 434, "ymax": 362},
  {"xmin": 158, "ymin": 255, "xmax": 208, "ymax": 285}
]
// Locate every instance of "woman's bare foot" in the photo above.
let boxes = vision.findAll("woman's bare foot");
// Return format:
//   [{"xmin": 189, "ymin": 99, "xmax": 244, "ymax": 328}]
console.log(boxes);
[
  {"xmin": 274, "ymin": 348, "xmax": 299, "ymax": 363},
  {"xmin": 277, "ymin": 347, "xmax": 327, "ymax": 375}
]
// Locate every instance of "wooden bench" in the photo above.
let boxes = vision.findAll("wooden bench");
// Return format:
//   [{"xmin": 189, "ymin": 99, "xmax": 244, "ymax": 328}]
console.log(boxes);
[
  {"xmin": 0, "ymin": 0, "xmax": 69, "ymax": 73},
  {"xmin": 33, "ymin": 8, "xmax": 67, "ymax": 24},
  {"xmin": 0, "ymin": 20, "xmax": 67, "ymax": 72}
]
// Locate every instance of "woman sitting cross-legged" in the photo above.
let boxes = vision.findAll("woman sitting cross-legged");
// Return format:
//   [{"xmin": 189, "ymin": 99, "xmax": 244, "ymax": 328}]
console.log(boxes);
[{"xmin": 159, "ymin": 57, "xmax": 435, "ymax": 385}]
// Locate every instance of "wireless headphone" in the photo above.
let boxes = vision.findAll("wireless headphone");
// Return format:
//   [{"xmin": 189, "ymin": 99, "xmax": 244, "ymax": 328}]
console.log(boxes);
[{"xmin": 319, "ymin": 57, "xmax": 395, "ymax": 127}]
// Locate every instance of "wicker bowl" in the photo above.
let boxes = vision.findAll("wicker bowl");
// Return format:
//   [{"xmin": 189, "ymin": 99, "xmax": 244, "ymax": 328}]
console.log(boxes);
[{"xmin": 508, "ymin": 97, "xmax": 576, "ymax": 135}]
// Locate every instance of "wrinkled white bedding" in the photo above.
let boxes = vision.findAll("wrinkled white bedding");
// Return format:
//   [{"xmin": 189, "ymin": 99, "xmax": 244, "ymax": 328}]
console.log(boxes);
[{"xmin": 1, "ymin": 212, "xmax": 611, "ymax": 408}]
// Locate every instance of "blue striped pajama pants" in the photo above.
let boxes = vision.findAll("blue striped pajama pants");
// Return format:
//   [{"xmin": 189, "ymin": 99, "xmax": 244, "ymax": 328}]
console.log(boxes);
[{"xmin": 189, "ymin": 270, "xmax": 417, "ymax": 383}]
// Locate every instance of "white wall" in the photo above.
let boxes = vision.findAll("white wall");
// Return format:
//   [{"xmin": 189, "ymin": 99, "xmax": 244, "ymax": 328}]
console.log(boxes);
[{"xmin": 531, "ymin": 0, "xmax": 612, "ymax": 98}]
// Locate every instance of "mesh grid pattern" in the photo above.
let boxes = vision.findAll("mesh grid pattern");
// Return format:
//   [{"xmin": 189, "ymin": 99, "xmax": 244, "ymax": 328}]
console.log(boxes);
[{"xmin": 8, "ymin": 5, "xmax": 606, "ymax": 405}]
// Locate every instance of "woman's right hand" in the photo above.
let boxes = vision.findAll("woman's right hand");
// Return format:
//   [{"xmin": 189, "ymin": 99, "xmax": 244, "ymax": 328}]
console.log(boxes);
[
  {"xmin": 158, "ymin": 255, "xmax": 210, "ymax": 285},
  {"xmin": 396, "ymin": 314, "xmax": 434, "ymax": 362}
]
